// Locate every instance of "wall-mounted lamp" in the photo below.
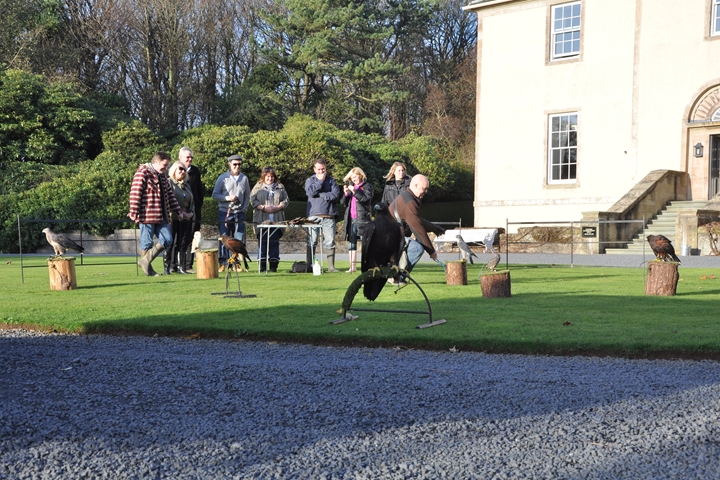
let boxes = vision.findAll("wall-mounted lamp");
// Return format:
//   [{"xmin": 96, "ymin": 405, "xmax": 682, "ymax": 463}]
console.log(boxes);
[{"xmin": 694, "ymin": 143, "xmax": 704, "ymax": 157}]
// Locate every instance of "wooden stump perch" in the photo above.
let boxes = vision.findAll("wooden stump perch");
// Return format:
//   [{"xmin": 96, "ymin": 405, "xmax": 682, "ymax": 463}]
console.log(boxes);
[
  {"xmin": 480, "ymin": 270, "xmax": 511, "ymax": 298},
  {"xmin": 48, "ymin": 257, "xmax": 77, "ymax": 290},
  {"xmin": 646, "ymin": 261, "xmax": 679, "ymax": 296},
  {"xmin": 445, "ymin": 260, "xmax": 467, "ymax": 285},
  {"xmin": 196, "ymin": 249, "xmax": 219, "ymax": 279}
]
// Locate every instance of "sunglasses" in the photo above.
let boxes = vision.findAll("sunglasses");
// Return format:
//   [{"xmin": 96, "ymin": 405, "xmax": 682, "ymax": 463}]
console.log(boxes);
[
  {"xmin": 231, "ymin": 163, "xmax": 241, "ymax": 167},
  {"xmin": 177, "ymin": 167, "xmax": 186, "ymax": 172}
]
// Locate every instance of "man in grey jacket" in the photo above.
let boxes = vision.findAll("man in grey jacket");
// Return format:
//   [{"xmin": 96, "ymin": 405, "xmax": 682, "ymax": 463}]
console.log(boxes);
[
  {"xmin": 305, "ymin": 158, "xmax": 341, "ymax": 272},
  {"xmin": 212, "ymin": 154, "xmax": 250, "ymax": 270}
]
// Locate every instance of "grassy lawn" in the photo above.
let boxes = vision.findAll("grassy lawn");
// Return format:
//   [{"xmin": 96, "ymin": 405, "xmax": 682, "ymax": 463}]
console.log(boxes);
[{"xmin": 2, "ymin": 255, "xmax": 720, "ymax": 359}]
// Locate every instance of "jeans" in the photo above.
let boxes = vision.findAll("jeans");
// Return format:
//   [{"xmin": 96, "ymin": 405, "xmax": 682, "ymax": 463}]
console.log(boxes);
[
  {"xmin": 219, "ymin": 210, "xmax": 246, "ymax": 263},
  {"xmin": 405, "ymin": 238, "xmax": 425, "ymax": 274},
  {"xmin": 307, "ymin": 216, "xmax": 336, "ymax": 250},
  {"xmin": 139, "ymin": 222, "xmax": 173, "ymax": 251},
  {"xmin": 347, "ymin": 222, "xmax": 360, "ymax": 251}
]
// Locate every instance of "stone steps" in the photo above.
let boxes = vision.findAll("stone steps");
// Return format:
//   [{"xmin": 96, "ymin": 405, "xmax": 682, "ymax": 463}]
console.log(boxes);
[{"xmin": 605, "ymin": 201, "xmax": 707, "ymax": 254}]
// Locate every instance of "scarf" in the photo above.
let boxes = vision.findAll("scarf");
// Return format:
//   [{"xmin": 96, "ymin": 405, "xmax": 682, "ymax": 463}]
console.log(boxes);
[
  {"xmin": 350, "ymin": 182, "xmax": 363, "ymax": 219},
  {"xmin": 266, "ymin": 182, "xmax": 277, "ymax": 222}
]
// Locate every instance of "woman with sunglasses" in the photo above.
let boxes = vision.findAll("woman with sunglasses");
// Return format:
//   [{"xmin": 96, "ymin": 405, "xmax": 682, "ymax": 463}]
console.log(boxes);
[{"xmin": 165, "ymin": 161, "xmax": 195, "ymax": 274}]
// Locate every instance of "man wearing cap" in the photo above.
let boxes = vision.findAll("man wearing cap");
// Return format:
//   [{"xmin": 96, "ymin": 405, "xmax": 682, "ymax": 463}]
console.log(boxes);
[{"xmin": 212, "ymin": 155, "xmax": 251, "ymax": 271}]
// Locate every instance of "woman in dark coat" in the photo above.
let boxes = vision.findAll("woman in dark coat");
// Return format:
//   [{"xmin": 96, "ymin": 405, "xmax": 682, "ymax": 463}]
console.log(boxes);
[
  {"xmin": 381, "ymin": 161, "xmax": 411, "ymax": 206},
  {"xmin": 340, "ymin": 167, "xmax": 373, "ymax": 273},
  {"xmin": 166, "ymin": 161, "xmax": 195, "ymax": 274}
]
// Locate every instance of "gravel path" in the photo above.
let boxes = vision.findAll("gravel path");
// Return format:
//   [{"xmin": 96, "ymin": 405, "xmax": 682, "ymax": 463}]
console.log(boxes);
[{"xmin": 2, "ymin": 329, "xmax": 720, "ymax": 479}]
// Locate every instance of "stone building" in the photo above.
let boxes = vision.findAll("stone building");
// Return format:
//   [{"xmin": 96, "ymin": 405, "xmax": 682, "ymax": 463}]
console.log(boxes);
[{"xmin": 464, "ymin": 0, "xmax": 720, "ymax": 253}]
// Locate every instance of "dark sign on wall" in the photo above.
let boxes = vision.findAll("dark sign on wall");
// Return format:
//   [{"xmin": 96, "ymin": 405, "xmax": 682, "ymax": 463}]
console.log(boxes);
[{"xmin": 581, "ymin": 226, "xmax": 597, "ymax": 238}]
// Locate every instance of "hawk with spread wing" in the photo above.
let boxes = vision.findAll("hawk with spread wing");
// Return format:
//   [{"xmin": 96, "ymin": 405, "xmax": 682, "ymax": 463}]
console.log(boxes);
[
  {"xmin": 456, "ymin": 234, "xmax": 479, "ymax": 265},
  {"xmin": 360, "ymin": 204, "xmax": 405, "ymax": 301}
]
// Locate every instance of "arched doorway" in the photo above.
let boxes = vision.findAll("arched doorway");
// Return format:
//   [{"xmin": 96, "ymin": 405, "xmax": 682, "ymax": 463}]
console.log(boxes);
[{"xmin": 687, "ymin": 84, "xmax": 720, "ymax": 200}]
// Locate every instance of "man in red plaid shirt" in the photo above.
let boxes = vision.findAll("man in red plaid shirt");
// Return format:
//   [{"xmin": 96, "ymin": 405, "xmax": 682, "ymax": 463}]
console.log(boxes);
[{"xmin": 128, "ymin": 151, "xmax": 190, "ymax": 276}]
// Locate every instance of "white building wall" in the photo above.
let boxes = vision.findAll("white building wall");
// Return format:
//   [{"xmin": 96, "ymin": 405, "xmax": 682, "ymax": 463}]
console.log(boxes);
[
  {"xmin": 469, "ymin": 0, "xmax": 720, "ymax": 230},
  {"xmin": 634, "ymin": 0, "xmax": 718, "ymax": 180}
]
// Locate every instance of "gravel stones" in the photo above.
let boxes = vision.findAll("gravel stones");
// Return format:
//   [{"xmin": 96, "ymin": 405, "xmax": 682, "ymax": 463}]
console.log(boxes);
[{"xmin": 2, "ymin": 329, "xmax": 720, "ymax": 479}]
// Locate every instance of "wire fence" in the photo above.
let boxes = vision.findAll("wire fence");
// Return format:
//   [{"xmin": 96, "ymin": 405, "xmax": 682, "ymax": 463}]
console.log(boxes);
[
  {"xmin": 504, "ymin": 217, "xmax": 648, "ymax": 268},
  {"xmin": 17, "ymin": 216, "xmax": 140, "ymax": 283}
]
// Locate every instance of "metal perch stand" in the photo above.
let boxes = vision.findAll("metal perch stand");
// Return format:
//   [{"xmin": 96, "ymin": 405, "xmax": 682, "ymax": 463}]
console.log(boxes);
[
  {"xmin": 211, "ymin": 257, "xmax": 256, "ymax": 299},
  {"xmin": 331, "ymin": 266, "xmax": 447, "ymax": 329}
]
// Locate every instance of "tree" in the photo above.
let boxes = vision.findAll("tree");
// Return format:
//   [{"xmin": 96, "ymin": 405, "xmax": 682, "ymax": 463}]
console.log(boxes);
[
  {"xmin": 213, "ymin": 63, "xmax": 286, "ymax": 131},
  {"xmin": 260, "ymin": 0, "xmax": 419, "ymax": 134},
  {"xmin": 0, "ymin": 69, "xmax": 97, "ymax": 164},
  {"xmin": 0, "ymin": 0, "xmax": 67, "ymax": 72}
]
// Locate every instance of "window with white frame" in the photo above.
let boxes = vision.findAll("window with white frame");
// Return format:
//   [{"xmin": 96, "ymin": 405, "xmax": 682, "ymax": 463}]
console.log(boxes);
[
  {"xmin": 713, "ymin": 0, "xmax": 720, "ymax": 36},
  {"xmin": 548, "ymin": 113, "xmax": 578, "ymax": 183},
  {"xmin": 551, "ymin": 2, "xmax": 581, "ymax": 60}
]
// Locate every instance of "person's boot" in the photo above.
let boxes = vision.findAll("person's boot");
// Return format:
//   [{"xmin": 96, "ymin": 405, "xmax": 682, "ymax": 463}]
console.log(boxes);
[
  {"xmin": 139, "ymin": 243, "xmax": 164, "ymax": 276},
  {"xmin": 259, "ymin": 260, "xmax": 267, "ymax": 272},
  {"xmin": 163, "ymin": 252, "xmax": 171, "ymax": 275},
  {"xmin": 184, "ymin": 247, "xmax": 195, "ymax": 273},
  {"xmin": 326, "ymin": 249, "xmax": 340, "ymax": 273},
  {"xmin": 168, "ymin": 249, "xmax": 177, "ymax": 273},
  {"xmin": 269, "ymin": 259, "xmax": 279, "ymax": 273},
  {"xmin": 177, "ymin": 251, "xmax": 188, "ymax": 274},
  {"xmin": 306, "ymin": 246, "xmax": 313, "ymax": 273}
]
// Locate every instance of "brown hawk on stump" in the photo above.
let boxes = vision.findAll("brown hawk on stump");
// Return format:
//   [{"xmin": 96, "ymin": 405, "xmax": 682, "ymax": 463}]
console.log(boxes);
[{"xmin": 646, "ymin": 235, "xmax": 680, "ymax": 263}]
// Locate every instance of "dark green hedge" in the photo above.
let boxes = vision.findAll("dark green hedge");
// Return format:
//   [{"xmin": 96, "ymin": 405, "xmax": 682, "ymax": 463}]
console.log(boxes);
[{"xmin": 2, "ymin": 115, "xmax": 473, "ymax": 253}]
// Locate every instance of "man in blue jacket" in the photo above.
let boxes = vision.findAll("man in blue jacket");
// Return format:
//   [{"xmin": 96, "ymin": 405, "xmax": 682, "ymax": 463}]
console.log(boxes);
[{"xmin": 305, "ymin": 158, "xmax": 341, "ymax": 272}]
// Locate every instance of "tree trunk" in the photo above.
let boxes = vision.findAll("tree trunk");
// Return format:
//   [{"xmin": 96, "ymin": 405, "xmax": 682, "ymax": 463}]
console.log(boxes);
[
  {"xmin": 445, "ymin": 260, "xmax": 467, "ymax": 285},
  {"xmin": 480, "ymin": 270, "xmax": 511, "ymax": 298},
  {"xmin": 48, "ymin": 258, "xmax": 77, "ymax": 290},
  {"xmin": 645, "ymin": 261, "xmax": 679, "ymax": 296},
  {"xmin": 196, "ymin": 249, "xmax": 219, "ymax": 279}
]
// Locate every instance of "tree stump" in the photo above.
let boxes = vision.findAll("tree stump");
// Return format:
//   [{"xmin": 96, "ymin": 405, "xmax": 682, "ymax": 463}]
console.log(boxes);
[
  {"xmin": 196, "ymin": 249, "xmax": 219, "ymax": 279},
  {"xmin": 480, "ymin": 270, "xmax": 511, "ymax": 298},
  {"xmin": 446, "ymin": 260, "xmax": 467, "ymax": 285},
  {"xmin": 645, "ymin": 261, "xmax": 679, "ymax": 296},
  {"xmin": 48, "ymin": 257, "xmax": 77, "ymax": 290}
]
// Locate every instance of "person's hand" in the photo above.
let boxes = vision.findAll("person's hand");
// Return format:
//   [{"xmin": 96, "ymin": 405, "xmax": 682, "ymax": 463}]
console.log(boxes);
[
  {"xmin": 430, "ymin": 251, "xmax": 438, "ymax": 260},
  {"xmin": 343, "ymin": 184, "xmax": 350, "ymax": 195},
  {"xmin": 227, "ymin": 195, "xmax": 238, "ymax": 202}
]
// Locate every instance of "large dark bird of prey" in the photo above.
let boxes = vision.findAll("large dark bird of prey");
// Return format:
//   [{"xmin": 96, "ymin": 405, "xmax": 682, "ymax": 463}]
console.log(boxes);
[
  {"xmin": 646, "ymin": 234, "xmax": 680, "ymax": 263},
  {"xmin": 361, "ymin": 204, "xmax": 405, "ymax": 301},
  {"xmin": 456, "ymin": 234, "xmax": 479, "ymax": 264},
  {"xmin": 219, "ymin": 235, "xmax": 252, "ymax": 271},
  {"xmin": 42, "ymin": 228, "xmax": 84, "ymax": 256},
  {"xmin": 484, "ymin": 253, "xmax": 501, "ymax": 272}
]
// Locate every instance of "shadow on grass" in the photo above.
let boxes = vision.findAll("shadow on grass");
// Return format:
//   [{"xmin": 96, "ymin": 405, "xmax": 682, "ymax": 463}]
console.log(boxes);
[{"xmin": 71, "ymin": 287, "xmax": 720, "ymax": 360}]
